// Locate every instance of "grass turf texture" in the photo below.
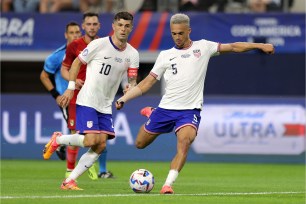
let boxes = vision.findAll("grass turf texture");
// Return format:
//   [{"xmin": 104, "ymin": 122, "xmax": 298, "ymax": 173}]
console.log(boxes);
[{"xmin": 1, "ymin": 160, "xmax": 305, "ymax": 204}]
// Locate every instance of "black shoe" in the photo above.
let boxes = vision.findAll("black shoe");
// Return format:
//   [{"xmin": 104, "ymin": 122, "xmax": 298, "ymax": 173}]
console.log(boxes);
[
  {"xmin": 98, "ymin": 171, "xmax": 115, "ymax": 178},
  {"xmin": 55, "ymin": 145, "xmax": 66, "ymax": 160}
]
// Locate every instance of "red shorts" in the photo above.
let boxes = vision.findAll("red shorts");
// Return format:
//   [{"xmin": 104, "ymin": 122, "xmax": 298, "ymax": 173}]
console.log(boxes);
[{"xmin": 67, "ymin": 89, "xmax": 79, "ymax": 130}]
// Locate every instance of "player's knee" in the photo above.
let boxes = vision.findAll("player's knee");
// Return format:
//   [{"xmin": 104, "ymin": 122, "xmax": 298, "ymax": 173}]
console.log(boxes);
[
  {"xmin": 83, "ymin": 137, "xmax": 97, "ymax": 147},
  {"xmin": 83, "ymin": 140, "xmax": 94, "ymax": 147},
  {"xmin": 135, "ymin": 140, "xmax": 146, "ymax": 149}
]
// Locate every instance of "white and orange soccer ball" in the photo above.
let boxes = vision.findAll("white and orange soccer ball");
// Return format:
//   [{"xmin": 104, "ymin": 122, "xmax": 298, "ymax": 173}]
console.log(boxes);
[{"xmin": 129, "ymin": 169, "xmax": 154, "ymax": 193}]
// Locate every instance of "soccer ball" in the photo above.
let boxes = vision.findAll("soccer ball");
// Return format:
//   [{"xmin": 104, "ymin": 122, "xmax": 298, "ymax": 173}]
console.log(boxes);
[{"xmin": 129, "ymin": 169, "xmax": 154, "ymax": 193}]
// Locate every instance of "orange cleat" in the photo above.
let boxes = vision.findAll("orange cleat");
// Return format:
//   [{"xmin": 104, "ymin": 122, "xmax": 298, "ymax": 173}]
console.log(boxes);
[
  {"xmin": 140, "ymin": 107, "xmax": 154, "ymax": 118},
  {"xmin": 60, "ymin": 179, "xmax": 83, "ymax": 190},
  {"xmin": 160, "ymin": 185, "xmax": 174, "ymax": 194},
  {"xmin": 43, "ymin": 132, "xmax": 62, "ymax": 160}
]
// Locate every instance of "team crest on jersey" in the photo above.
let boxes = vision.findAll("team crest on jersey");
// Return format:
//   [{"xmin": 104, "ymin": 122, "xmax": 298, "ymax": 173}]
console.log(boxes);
[
  {"xmin": 82, "ymin": 49, "xmax": 89, "ymax": 56},
  {"xmin": 69, "ymin": 119, "xmax": 74, "ymax": 127},
  {"xmin": 193, "ymin": 49, "xmax": 201, "ymax": 58},
  {"xmin": 87, "ymin": 121, "xmax": 93, "ymax": 128}
]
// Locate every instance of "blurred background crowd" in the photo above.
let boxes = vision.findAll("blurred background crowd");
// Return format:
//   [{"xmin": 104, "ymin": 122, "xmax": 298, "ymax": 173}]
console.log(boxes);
[{"xmin": 1, "ymin": 0, "xmax": 304, "ymax": 14}]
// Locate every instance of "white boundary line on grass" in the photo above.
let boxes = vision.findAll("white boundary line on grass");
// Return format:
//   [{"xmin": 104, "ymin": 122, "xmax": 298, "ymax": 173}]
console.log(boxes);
[{"xmin": 1, "ymin": 191, "xmax": 304, "ymax": 199}]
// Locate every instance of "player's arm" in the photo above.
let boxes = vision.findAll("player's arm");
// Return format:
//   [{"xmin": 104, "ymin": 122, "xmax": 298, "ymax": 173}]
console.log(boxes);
[
  {"xmin": 122, "ymin": 68, "xmax": 138, "ymax": 94},
  {"xmin": 128, "ymin": 68, "xmax": 138, "ymax": 87},
  {"xmin": 116, "ymin": 74, "xmax": 157, "ymax": 110},
  {"xmin": 40, "ymin": 70, "xmax": 60, "ymax": 100},
  {"xmin": 61, "ymin": 42, "xmax": 75, "ymax": 81},
  {"xmin": 61, "ymin": 63, "xmax": 84, "ymax": 90},
  {"xmin": 219, "ymin": 42, "xmax": 275, "ymax": 54},
  {"xmin": 59, "ymin": 57, "xmax": 83, "ymax": 107},
  {"xmin": 61, "ymin": 64, "xmax": 70, "ymax": 81}
]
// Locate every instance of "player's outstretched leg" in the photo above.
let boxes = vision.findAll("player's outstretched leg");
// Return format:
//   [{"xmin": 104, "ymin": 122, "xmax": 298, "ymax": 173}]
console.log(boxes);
[
  {"xmin": 140, "ymin": 107, "xmax": 154, "ymax": 118},
  {"xmin": 43, "ymin": 132, "xmax": 62, "ymax": 160}
]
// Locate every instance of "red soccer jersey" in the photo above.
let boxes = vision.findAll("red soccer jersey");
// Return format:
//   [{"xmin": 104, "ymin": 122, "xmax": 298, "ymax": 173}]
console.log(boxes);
[
  {"xmin": 62, "ymin": 36, "xmax": 90, "ymax": 129},
  {"xmin": 62, "ymin": 36, "xmax": 88, "ymax": 81}
]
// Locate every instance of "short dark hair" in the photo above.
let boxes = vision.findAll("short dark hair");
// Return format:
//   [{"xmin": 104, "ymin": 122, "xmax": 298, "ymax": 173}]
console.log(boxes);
[
  {"xmin": 83, "ymin": 12, "xmax": 99, "ymax": 21},
  {"xmin": 113, "ymin": 11, "xmax": 133, "ymax": 23},
  {"xmin": 65, "ymin": 21, "xmax": 80, "ymax": 32}
]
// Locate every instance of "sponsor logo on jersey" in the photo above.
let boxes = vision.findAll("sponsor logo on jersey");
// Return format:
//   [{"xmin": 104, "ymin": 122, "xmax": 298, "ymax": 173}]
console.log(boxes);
[
  {"xmin": 181, "ymin": 53, "xmax": 190, "ymax": 58},
  {"xmin": 115, "ymin": 57, "xmax": 123, "ymax": 63}
]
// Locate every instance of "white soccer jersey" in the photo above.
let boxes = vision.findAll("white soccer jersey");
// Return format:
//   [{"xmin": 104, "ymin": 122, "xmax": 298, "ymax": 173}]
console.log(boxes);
[
  {"xmin": 151, "ymin": 39, "xmax": 220, "ymax": 110},
  {"xmin": 77, "ymin": 36, "xmax": 139, "ymax": 114}
]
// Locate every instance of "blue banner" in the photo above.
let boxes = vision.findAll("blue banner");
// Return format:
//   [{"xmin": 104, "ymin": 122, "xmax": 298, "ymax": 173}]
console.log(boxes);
[
  {"xmin": 1, "ymin": 94, "xmax": 305, "ymax": 163},
  {"xmin": 1, "ymin": 12, "xmax": 304, "ymax": 53}
]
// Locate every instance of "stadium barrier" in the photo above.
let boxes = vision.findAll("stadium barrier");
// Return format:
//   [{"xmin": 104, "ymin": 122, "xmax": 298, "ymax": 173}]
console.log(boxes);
[
  {"xmin": 1, "ymin": 12, "xmax": 305, "ymax": 54},
  {"xmin": 1, "ymin": 94, "xmax": 305, "ymax": 163}
]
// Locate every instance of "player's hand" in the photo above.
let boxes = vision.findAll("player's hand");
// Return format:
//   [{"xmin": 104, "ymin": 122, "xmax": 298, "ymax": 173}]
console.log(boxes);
[
  {"xmin": 262, "ymin": 44, "xmax": 275, "ymax": 54},
  {"xmin": 55, "ymin": 95, "xmax": 63, "ymax": 106},
  {"xmin": 76, "ymin": 79, "xmax": 85, "ymax": 90},
  {"xmin": 123, "ymin": 84, "xmax": 131, "ymax": 95},
  {"xmin": 115, "ymin": 100, "xmax": 125, "ymax": 110},
  {"xmin": 59, "ymin": 89, "xmax": 74, "ymax": 108}
]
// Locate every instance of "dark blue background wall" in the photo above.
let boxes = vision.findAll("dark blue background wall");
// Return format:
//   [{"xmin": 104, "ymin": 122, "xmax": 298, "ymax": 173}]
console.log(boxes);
[{"xmin": 205, "ymin": 53, "xmax": 305, "ymax": 96}]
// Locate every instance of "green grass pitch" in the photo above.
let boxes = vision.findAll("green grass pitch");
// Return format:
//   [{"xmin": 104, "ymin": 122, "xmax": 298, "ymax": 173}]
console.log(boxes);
[{"xmin": 1, "ymin": 160, "xmax": 305, "ymax": 204}]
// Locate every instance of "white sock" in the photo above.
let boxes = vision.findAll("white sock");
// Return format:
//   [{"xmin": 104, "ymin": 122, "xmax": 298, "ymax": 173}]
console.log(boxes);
[
  {"xmin": 164, "ymin": 169, "xmax": 179, "ymax": 187},
  {"xmin": 66, "ymin": 148, "xmax": 100, "ymax": 182},
  {"xmin": 56, "ymin": 133, "xmax": 84, "ymax": 147}
]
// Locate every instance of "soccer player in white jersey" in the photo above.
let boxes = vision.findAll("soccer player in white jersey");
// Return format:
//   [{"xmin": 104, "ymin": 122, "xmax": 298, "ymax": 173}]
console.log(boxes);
[
  {"xmin": 116, "ymin": 13, "xmax": 275, "ymax": 194},
  {"xmin": 43, "ymin": 11, "xmax": 139, "ymax": 190}
]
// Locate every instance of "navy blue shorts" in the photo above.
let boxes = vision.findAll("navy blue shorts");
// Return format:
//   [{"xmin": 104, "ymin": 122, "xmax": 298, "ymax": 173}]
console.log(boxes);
[
  {"xmin": 144, "ymin": 107, "xmax": 201, "ymax": 135},
  {"xmin": 76, "ymin": 105, "xmax": 115, "ymax": 139}
]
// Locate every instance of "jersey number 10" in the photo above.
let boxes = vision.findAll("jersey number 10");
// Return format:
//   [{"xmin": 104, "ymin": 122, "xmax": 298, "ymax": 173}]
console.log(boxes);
[{"xmin": 99, "ymin": 63, "xmax": 111, "ymax": 75}]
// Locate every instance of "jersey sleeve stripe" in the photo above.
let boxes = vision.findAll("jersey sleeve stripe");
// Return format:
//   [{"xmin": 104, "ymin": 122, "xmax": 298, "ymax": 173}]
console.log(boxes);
[
  {"xmin": 149, "ymin": 71, "xmax": 158, "ymax": 79},
  {"xmin": 78, "ymin": 55, "xmax": 87, "ymax": 65}
]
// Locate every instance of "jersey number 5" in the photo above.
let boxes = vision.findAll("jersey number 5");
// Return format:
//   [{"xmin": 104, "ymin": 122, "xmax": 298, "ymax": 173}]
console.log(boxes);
[
  {"xmin": 171, "ymin": 63, "xmax": 177, "ymax": 75},
  {"xmin": 99, "ymin": 63, "xmax": 111, "ymax": 75}
]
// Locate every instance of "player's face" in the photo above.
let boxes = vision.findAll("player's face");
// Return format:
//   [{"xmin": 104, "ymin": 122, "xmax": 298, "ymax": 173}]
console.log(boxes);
[
  {"xmin": 82, "ymin": 16, "xmax": 100, "ymax": 38},
  {"xmin": 112, "ymin": 19, "xmax": 133, "ymax": 42},
  {"xmin": 65, "ymin": 25, "xmax": 81, "ymax": 44},
  {"xmin": 170, "ymin": 23, "xmax": 191, "ymax": 49}
]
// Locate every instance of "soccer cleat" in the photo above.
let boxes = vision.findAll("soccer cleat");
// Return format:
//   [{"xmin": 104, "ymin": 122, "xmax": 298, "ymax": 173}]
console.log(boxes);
[
  {"xmin": 140, "ymin": 107, "xmax": 154, "ymax": 118},
  {"xmin": 160, "ymin": 185, "xmax": 174, "ymax": 194},
  {"xmin": 55, "ymin": 145, "xmax": 66, "ymax": 160},
  {"xmin": 43, "ymin": 132, "xmax": 62, "ymax": 160},
  {"xmin": 98, "ymin": 171, "xmax": 115, "ymax": 179},
  {"xmin": 87, "ymin": 163, "xmax": 98, "ymax": 180},
  {"xmin": 60, "ymin": 179, "xmax": 83, "ymax": 190}
]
